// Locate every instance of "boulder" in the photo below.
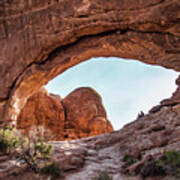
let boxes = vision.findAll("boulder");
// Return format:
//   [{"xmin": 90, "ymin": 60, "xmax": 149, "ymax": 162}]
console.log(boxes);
[
  {"xmin": 17, "ymin": 88, "xmax": 65, "ymax": 141},
  {"xmin": 62, "ymin": 87, "xmax": 113, "ymax": 139}
]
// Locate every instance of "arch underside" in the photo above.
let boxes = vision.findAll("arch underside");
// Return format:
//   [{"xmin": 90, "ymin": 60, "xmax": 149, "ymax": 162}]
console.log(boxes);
[{"xmin": 0, "ymin": 0, "xmax": 180, "ymax": 122}]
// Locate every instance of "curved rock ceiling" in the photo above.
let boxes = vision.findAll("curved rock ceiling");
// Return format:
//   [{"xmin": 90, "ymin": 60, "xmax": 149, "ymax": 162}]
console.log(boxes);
[{"xmin": 0, "ymin": 0, "xmax": 180, "ymax": 123}]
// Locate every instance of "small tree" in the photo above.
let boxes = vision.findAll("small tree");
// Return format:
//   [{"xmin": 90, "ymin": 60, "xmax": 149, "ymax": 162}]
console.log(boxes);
[
  {"xmin": 18, "ymin": 126, "xmax": 54, "ymax": 172},
  {"xmin": 0, "ymin": 126, "xmax": 20, "ymax": 155},
  {"xmin": 0, "ymin": 125, "xmax": 63, "ymax": 178}
]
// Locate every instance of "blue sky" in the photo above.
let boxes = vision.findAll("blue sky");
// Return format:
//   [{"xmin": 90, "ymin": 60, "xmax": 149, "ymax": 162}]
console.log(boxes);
[{"xmin": 45, "ymin": 57, "xmax": 179, "ymax": 130}]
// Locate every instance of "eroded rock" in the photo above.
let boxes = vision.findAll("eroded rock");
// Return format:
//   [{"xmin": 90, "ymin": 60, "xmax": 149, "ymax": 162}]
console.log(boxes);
[
  {"xmin": 17, "ymin": 88, "xmax": 65, "ymax": 141},
  {"xmin": 17, "ymin": 87, "xmax": 113, "ymax": 140},
  {"xmin": 0, "ymin": 0, "xmax": 180, "ymax": 123},
  {"xmin": 62, "ymin": 87, "xmax": 113, "ymax": 139}
]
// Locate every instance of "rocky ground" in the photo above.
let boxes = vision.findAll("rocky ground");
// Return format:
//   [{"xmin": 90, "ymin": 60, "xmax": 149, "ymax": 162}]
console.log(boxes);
[{"xmin": 1, "ymin": 102, "xmax": 180, "ymax": 180}]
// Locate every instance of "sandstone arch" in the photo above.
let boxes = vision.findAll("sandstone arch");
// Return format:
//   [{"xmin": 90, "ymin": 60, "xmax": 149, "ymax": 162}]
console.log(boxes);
[{"xmin": 0, "ymin": 0, "xmax": 180, "ymax": 124}]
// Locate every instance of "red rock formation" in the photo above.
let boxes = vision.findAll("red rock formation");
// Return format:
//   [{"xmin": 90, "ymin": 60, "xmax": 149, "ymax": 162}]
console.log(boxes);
[
  {"xmin": 0, "ymin": 1, "xmax": 180, "ymax": 179},
  {"xmin": 17, "ymin": 88, "xmax": 65, "ymax": 141},
  {"xmin": 0, "ymin": 0, "xmax": 180, "ymax": 123},
  {"xmin": 62, "ymin": 87, "xmax": 113, "ymax": 139},
  {"xmin": 17, "ymin": 87, "xmax": 113, "ymax": 140}
]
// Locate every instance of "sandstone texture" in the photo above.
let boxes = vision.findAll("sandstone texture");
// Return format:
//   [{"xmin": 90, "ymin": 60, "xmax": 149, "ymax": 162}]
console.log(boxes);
[
  {"xmin": 0, "ymin": 0, "xmax": 180, "ymax": 179},
  {"xmin": 17, "ymin": 88, "xmax": 65, "ymax": 140},
  {"xmin": 0, "ymin": 0, "xmax": 180, "ymax": 122},
  {"xmin": 2, "ymin": 102, "xmax": 180, "ymax": 180},
  {"xmin": 17, "ymin": 87, "xmax": 113, "ymax": 140},
  {"xmin": 62, "ymin": 87, "xmax": 113, "ymax": 139}
]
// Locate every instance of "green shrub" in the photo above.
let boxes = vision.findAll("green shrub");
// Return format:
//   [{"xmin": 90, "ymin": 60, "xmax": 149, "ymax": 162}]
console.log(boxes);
[
  {"xmin": 156, "ymin": 150, "xmax": 180, "ymax": 178},
  {"xmin": 35, "ymin": 140, "xmax": 53, "ymax": 159},
  {"xmin": 123, "ymin": 154, "xmax": 137, "ymax": 166},
  {"xmin": 41, "ymin": 162, "xmax": 63, "ymax": 179},
  {"xmin": 162, "ymin": 151, "xmax": 180, "ymax": 167},
  {"xmin": 140, "ymin": 160, "xmax": 166, "ymax": 178},
  {"xmin": 0, "ymin": 126, "xmax": 20, "ymax": 154},
  {"xmin": 18, "ymin": 129, "xmax": 54, "ymax": 172},
  {"xmin": 92, "ymin": 171, "xmax": 113, "ymax": 180},
  {"xmin": 0, "ymin": 126, "xmax": 55, "ymax": 174},
  {"xmin": 140, "ymin": 150, "xmax": 180, "ymax": 178}
]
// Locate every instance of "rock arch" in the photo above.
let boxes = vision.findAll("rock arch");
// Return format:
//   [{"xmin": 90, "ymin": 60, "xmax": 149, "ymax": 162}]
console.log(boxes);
[{"xmin": 0, "ymin": 0, "xmax": 180, "ymax": 124}]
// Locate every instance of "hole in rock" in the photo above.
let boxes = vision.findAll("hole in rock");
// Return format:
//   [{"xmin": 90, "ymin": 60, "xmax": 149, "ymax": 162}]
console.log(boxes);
[{"xmin": 17, "ymin": 57, "xmax": 178, "ymax": 141}]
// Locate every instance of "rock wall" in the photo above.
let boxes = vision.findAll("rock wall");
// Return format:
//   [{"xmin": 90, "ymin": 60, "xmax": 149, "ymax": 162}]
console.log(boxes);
[
  {"xmin": 0, "ymin": 1, "xmax": 180, "ymax": 179},
  {"xmin": 17, "ymin": 87, "xmax": 113, "ymax": 140},
  {"xmin": 0, "ymin": 0, "xmax": 180, "ymax": 123}
]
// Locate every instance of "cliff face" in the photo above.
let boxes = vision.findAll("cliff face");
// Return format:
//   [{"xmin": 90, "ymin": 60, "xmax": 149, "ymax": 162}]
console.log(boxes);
[
  {"xmin": 0, "ymin": 0, "xmax": 180, "ymax": 123},
  {"xmin": 17, "ymin": 87, "xmax": 113, "ymax": 141}
]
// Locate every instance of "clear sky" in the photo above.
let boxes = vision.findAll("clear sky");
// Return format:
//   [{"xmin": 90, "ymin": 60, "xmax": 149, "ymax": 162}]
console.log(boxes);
[{"xmin": 45, "ymin": 57, "xmax": 179, "ymax": 130}]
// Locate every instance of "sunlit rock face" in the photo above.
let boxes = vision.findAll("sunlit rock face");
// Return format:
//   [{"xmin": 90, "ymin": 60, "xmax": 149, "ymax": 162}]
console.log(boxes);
[
  {"xmin": 62, "ymin": 87, "xmax": 113, "ymax": 139},
  {"xmin": 0, "ymin": 0, "xmax": 180, "ymax": 124},
  {"xmin": 17, "ymin": 88, "xmax": 65, "ymax": 140},
  {"xmin": 17, "ymin": 87, "xmax": 113, "ymax": 140}
]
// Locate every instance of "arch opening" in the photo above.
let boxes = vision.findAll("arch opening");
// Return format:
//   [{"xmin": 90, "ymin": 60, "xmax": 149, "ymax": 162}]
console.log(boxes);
[
  {"xmin": 45, "ymin": 57, "xmax": 178, "ymax": 129},
  {"xmin": 0, "ymin": 0, "xmax": 179, "ymax": 139},
  {"xmin": 15, "ymin": 57, "xmax": 178, "ymax": 141},
  {"xmin": 5, "ymin": 27, "xmax": 180, "ymax": 128}
]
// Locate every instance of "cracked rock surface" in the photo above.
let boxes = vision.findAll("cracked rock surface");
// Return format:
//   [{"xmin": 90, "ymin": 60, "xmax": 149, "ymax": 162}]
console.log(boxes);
[{"xmin": 2, "ymin": 103, "xmax": 180, "ymax": 180}]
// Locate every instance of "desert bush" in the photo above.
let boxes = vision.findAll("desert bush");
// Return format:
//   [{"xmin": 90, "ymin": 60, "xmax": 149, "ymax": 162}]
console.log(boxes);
[
  {"xmin": 92, "ymin": 171, "xmax": 113, "ymax": 180},
  {"xmin": 17, "ymin": 127, "xmax": 54, "ymax": 172},
  {"xmin": 19, "ymin": 138, "xmax": 54, "ymax": 172},
  {"xmin": 0, "ymin": 126, "xmax": 55, "ymax": 174},
  {"xmin": 122, "ymin": 154, "xmax": 137, "ymax": 166},
  {"xmin": 41, "ymin": 162, "xmax": 63, "ymax": 179},
  {"xmin": 160, "ymin": 151, "xmax": 180, "ymax": 167},
  {"xmin": 0, "ymin": 126, "xmax": 20, "ymax": 154},
  {"xmin": 156, "ymin": 150, "xmax": 180, "ymax": 178},
  {"xmin": 140, "ymin": 159, "xmax": 166, "ymax": 178},
  {"xmin": 140, "ymin": 150, "xmax": 180, "ymax": 178},
  {"xmin": 35, "ymin": 140, "xmax": 53, "ymax": 158}
]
